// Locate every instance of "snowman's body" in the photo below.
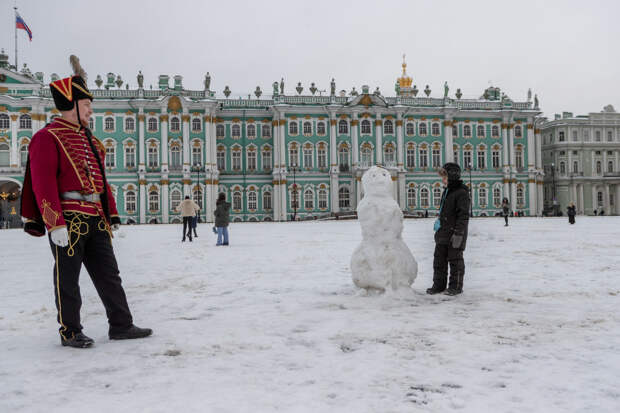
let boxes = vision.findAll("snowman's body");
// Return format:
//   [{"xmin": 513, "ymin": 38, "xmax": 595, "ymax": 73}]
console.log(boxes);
[{"xmin": 351, "ymin": 166, "xmax": 418, "ymax": 292}]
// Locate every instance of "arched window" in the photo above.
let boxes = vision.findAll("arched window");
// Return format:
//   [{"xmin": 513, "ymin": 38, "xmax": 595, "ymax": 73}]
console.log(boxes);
[
  {"xmin": 515, "ymin": 147, "xmax": 523, "ymax": 169},
  {"xmin": 559, "ymin": 161, "xmax": 566, "ymax": 175},
  {"xmin": 432, "ymin": 146, "xmax": 441, "ymax": 168},
  {"xmin": 147, "ymin": 144, "xmax": 159, "ymax": 168},
  {"xmin": 463, "ymin": 146, "xmax": 472, "ymax": 168},
  {"xmin": 339, "ymin": 145, "xmax": 349, "ymax": 170},
  {"xmin": 573, "ymin": 161, "xmax": 579, "ymax": 174},
  {"xmin": 303, "ymin": 121, "xmax": 312, "ymax": 135},
  {"xmin": 338, "ymin": 187, "xmax": 350, "ymax": 208},
  {"xmin": 608, "ymin": 161, "xmax": 614, "ymax": 173},
  {"xmin": 192, "ymin": 188, "xmax": 203, "ymax": 209},
  {"xmin": 125, "ymin": 144, "xmax": 135, "ymax": 168},
  {"xmin": 338, "ymin": 120, "xmax": 348, "ymax": 134},
  {"xmin": 0, "ymin": 143, "xmax": 10, "ymax": 166},
  {"xmin": 478, "ymin": 187, "xmax": 487, "ymax": 207},
  {"xmin": 516, "ymin": 186, "xmax": 525, "ymax": 208},
  {"xmin": 263, "ymin": 191, "xmax": 272, "ymax": 210},
  {"xmin": 303, "ymin": 145, "xmax": 313, "ymax": 168},
  {"xmin": 384, "ymin": 120, "xmax": 394, "ymax": 135},
  {"xmin": 232, "ymin": 148, "xmax": 242, "ymax": 170},
  {"xmin": 514, "ymin": 125, "xmax": 522, "ymax": 138},
  {"xmin": 317, "ymin": 122, "xmax": 326, "ymax": 135},
  {"xmin": 406, "ymin": 144, "xmax": 416, "ymax": 169},
  {"xmin": 384, "ymin": 145, "xmax": 395, "ymax": 166},
  {"xmin": 170, "ymin": 145, "xmax": 181, "ymax": 170},
  {"xmin": 361, "ymin": 119, "xmax": 371, "ymax": 134},
  {"xmin": 407, "ymin": 187, "xmax": 416, "ymax": 209},
  {"xmin": 247, "ymin": 124, "xmax": 256, "ymax": 138},
  {"xmin": 431, "ymin": 122, "xmax": 440, "ymax": 136},
  {"xmin": 105, "ymin": 117, "xmax": 115, "ymax": 131},
  {"xmin": 360, "ymin": 146, "xmax": 372, "ymax": 167},
  {"xmin": 262, "ymin": 146, "xmax": 272, "ymax": 170},
  {"xmin": 105, "ymin": 143, "xmax": 115, "ymax": 168},
  {"xmin": 262, "ymin": 124, "xmax": 271, "ymax": 138},
  {"xmin": 125, "ymin": 191, "xmax": 136, "ymax": 213},
  {"xmin": 289, "ymin": 121, "xmax": 298, "ymax": 135},
  {"xmin": 170, "ymin": 117, "xmax": 180, "ymax": 132},
  {"xmin": 125, "ymin": 117, "xmax": 135, "ymax": 131},
  {"xmin": 406, "ymin": 122, "xmax": 414, "ymax": 136},
  {"xmin": 232, "ymin": 124, "xmax": 241, "ymax": 138},
  {"xmin": 233, "ymin": 191, "xmax": 242, "ymax": 211},
  {"xmin": 20, "ymin": 144, "xmax": 28, "ymax": 166},
  {"xmin": 596, "ymin": 161, "xmax": 602, "ymax": 175},
  {"xmin": 492, "ymin": 148, "xmax": 500, "ymax": 169},
  {"xmin": 19, "ymin": 114, "xmax": 32, "ymax": 129},
  {"xmin": 0, "ymin": 114, "xmax": 10, "ymax": 129},
  {"xmin": 419, "ymin": 146, "xmax": 428, "ymax": 168},
  {"xmin": 248, "ymin": 191, "xmax": 257, "ymax": 211},
  {"xmin": 304, "ymin": 189, "xmax": 314, "ymax": 209},
  {"xmin": 318, "ymin": 189, "xmax": 328, "ymax": 209},
  {"xmin": 192, "ymin": 144, "xmax": 202, "ymax": 166},
  {"xmin": 420, "ymin": 187, "xmax": 429, "ymax": 208},
  {"xmin": 247, "ymin": 148, "xmax": 257, "ymax": 170},
  {"xmin": 477, "ymin": 125, "xmax": 485, "ymax": 138},
  {"xmin": 433, "ymin": 187, "xmax": 442, "ymax": 207},
  {"xmin": 477, "ymin": 147, "xmax": 486, "ymax": 169},
  {"xmin": 289, "ymin": 144, "xmax": 299, "ymax": 167},
  {"xmin": 148, "ymin": 117, "xmax": 158, "ymax": 132},
  {"xmin": 191, "ymin": 118, "xmax": 201, "ymax": 132},
  {"xmin": 149, "ymin": 191, "xmax": 159, "ymax": 212},
  {"xmin": 493, "ymin": 187, "xmax": 501, "ymax": 207},
  {"xmin": 595, "ymin": 131, "xmax": 601, "ymax": 141},
  {"xmin": 216, "ymin": 146, "xmax": 226, "ymax": 170},
  {"xmin": 216, "ymin": 124, "xmax": 225, "ymax": 138},
  {"xmin": 419, "ymin": 123, "xmax": 427, "ymax": 136},
  {"xmin": 452, "ymin": 125, "xmax": 458, "ymax": 138},
  {"xmin": 170, "ymin": 190, "xmax": 182, "ymax": 212},
  {"xmin": 492, "ymin": 125, "xmax": 499, "ymax": 138},
  {"xmin": 463, "ymin": 125, "xmax": 472, "ymax": 137},
  {"xmin": 317, "ymin": 144, "xmax": 327, "ymax": 169}
]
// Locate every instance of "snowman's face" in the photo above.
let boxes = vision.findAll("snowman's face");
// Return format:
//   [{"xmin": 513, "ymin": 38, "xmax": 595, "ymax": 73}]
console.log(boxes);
[{"xmin": 362, "ymin": 166, "xmax": 392, "ymax": 196}]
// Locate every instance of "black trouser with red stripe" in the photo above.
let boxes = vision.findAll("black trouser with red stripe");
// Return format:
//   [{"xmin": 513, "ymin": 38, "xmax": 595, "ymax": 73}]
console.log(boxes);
[
  {"xmin": 49, "ymin": 212, "xmax": 132, "ymax": 339},
  {"xmin": 432, "ymin": 243, "xmax": 465, "ymax": 291}
]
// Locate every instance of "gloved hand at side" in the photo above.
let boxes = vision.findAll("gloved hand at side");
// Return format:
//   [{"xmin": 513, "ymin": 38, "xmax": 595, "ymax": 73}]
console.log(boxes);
[
  {"xmin": 50, "ymin": 227, "xmax": 69, "ymax": 247},
  {"xmin": 450, "ymin": 234, "xmax": 463, "ymax": 249}
]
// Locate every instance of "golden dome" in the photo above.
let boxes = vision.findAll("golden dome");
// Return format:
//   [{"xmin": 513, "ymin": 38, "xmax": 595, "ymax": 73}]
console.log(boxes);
[{"xmin": 397, "ymin": 54, "xmax": 413, "ymax": 89}]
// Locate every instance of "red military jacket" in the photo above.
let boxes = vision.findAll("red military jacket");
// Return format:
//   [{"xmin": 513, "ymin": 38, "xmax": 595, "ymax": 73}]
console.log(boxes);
[{"xmin": 21, "ymin": 117, "xmax": 119, "ymax": 233}]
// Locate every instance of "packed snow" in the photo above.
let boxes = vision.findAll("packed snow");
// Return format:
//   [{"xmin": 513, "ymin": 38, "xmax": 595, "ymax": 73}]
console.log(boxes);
[
  {"xmin": 1, "ymin": 216, "xmax": 620, "ymax": 413},
  {"xmin": 352, "ymin": 166, "xmax": 417, "ymax": 292}
]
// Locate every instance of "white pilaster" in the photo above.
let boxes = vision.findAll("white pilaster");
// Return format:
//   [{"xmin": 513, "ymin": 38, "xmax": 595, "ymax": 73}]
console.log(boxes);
[
  {"xmin": 138, "ymin": 110, "xmax": 145, "ymax": 171},
  {"xmin": 329, "ymin": 115, "xmax": 339, "ymax": 213},
  {"xmin": 160, "ymin": 114, "xmax": 169, "ymax": 172},
  {"xmin": 10, "ymin": 114, "xmax": 18, "ymax": 167},
  {"xmin": 444, "ymin": 119, "xmax": 453, "ymax": 163},
  {"xmin": 375, "ymin": 114, "xmax": 382, "ymax": 165}
]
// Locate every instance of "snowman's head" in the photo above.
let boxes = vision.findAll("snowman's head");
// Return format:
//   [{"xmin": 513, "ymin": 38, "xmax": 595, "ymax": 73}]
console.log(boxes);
[{"xmin": 362, "ymin": 166, "xmax": 392, "ymax": 197}]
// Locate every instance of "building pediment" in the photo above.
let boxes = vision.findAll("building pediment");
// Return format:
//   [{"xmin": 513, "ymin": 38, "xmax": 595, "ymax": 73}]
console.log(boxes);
[{"xmin": 347, "ymin": 92, "xmax": 388, "ymax": 108}]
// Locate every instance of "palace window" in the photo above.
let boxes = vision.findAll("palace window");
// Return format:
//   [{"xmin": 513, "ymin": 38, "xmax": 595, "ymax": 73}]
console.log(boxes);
[
  {"xmin": 433, "ymin": 187, "xmax": 442, "ymax": 207},
  {"xmin": 105, "ymin": 117, "xmax": 115, "ymax": 132},
  {"xmin": 289, "ymin": 145, "xmax": 299, "ymax": 167},
  {"xmin": 560, "ymin": 161, "xmax": 566, "ymax": 175},
  {"xmin": 303, "ymin": 122, "xmax": 312, "ymax": 135},
  {"xmin": 148, "ymin": 145, "xmax": 159, "ymax": 168},
  {"xmin": 608, "ymin": 161, "xmax": 614, "ymax": 173},
  {"xmin": 291, "ymin": 189, "xmax": 299, "ymax": 210},
  {"xmin": 479, "ymin": 187, "xmax": 487, "ymax": 207},
  {"xmin": 232, "ymin": 150, "xmax": 242, "ymax": 170},
  {"xmin": 263, "ymin": 191, "xmax": 272, "ymax": 210},
  {"xmin": 515, "ymin": 126, "xmax": 522, "ymax": 138},
  {"xmin": 125, "ymin": 146, "xmax": 135, "ymax": 168},
  {"xmin": 420, "ymin": 187, "xmax": 429, "ymax": 208},
  {"xmin": 361, "ymin": 120, "xmax": 371, "ymax": 134},
  {"xmin": 384, "ymin": 145, "xmax": 395, "ymax": 166},
  {"xmin": 339, "ymin": 146, "xmax": 350, "ymax": 170},
  {"xmin": 170, "ymin": 117, "xmax": 180, "ymax": 132},
  {"xmin": 262, "ymin": 124, "xmax": 271, "ymax": 138},
  {"xmin": 608, "ymin": 131, "xmax": 613, "ymax": 142},
  {"xmin": 318, "ymin": 189, "xmax": 328, "ymax": 209},
  {"xmin": 338, "ymin": 120, "xmax": 348, "ymax": 134},
  {"xmin": 492, "ymin": 125, "xmax": 499, "ymax": 138},
  {"xmin": 262, "ymin": 147, "xmax": 272, "ymax": 170},
  {"xmin": 148, "ymin": 117, "xmax": 158, "ymax": 132},
  {"xmin": 407, "ymin": 187, "xmax": 416, "ymax": 209},
  {"xmin": 216, "ymin": 124, "xmax": 225, "ymax": 138},
  {"xmin": 452, "ymin": 125, "xmax": 458, "ymax": 138},
  {"xmin": 493, "ymin": 187, "xmax": 501, "ymax": 207},
  {"xmin": 463, "ymin": 125, "xmax": 472, "ymax": 138},
  {"xmin": 339, "ymin": 187, "xmax": 350, "ymax": 209},
  {"xmin": 406, "ymin": 145, "xmax": 415, "ymax": 168},
  {"xmin": 232, "ymin": 124, "xmax": 241, "ymax": 138},
  {"xmin": 384, "ymin": 120, "xmax": 394, "ymax": 135},
  {"xmin": 233, "ymin": 192, "xmax": 242, "ymax": 211},
  {"xmin": 248, "ymin": 191, "xmax": 257, "ymax": 211},
  {"xmin": 463, "ymin": 149, "xmax": 472, "ymax": 168},
  {"xmin": 492, "ymin": 149, "xmax": 500, "ymax": 169},
  {"xmin": 247, "ymin": 124, "xmax": 256, "ymax": 138},
  {"xmin": 105, "ymin": 144, "xmax": 115, "ymax": 168},
  {"xmin": 432, "ymin": 148, "xmax": 441, "ymax": 168},
  {"xmin": 431, "ymin": 123, "xmax": 440, "ymax": 136},
  {"xmin": 19, "ymin": 114, "xmax": 32, "ymax": 129},
  {"xmin": 149, "ymin": 191, "xmax": 159, "ymax": 212},
  {"xmin": 289, "ymin": 121, "xmax": 298, "ymax": 135},
  {"xmin": 573, "ymin": 161, "xmax": 579, "ymax": 174},
  {"xmin": 595, "ymin": 131, "xmax": 601, "ymax": 142},
  {"xmin": 303, "ymin": 146, "xmax": 313, "ymax": 168},
  {"xmin": 317, "ymin": 122, "xmax": 326, "ymax": 135},
  {"xmin": 170, "ymin": 190, "xmax": 182, "ymax": 212},
  {"xmin": 583, "ymin": 130, "xmax": 589, "ymax": 141},
  {"xmin": 192, "ymin": 145, "xmax": 202, "ymax": 166},
  {"xmin": 572, "ymin": 130, "xmax": 578, "ymax": 141},
  {"xmin": 597, "ymin": 191, "xmax": 603, "ymax": 207},
  {"xmin": 453, "ymin": 149, "xmax": 459, "ymax": 164},
  {"xmin": 193, "ymin": 188, "xmax": 203, "ymax": 209},
  {"xmin": 247, "ymin": 150, "xmax": 257, "ymax": 171},
  {"xmin": 406, "ymin": 122, "xmax": 414, "ymax": 136},
  {"xmin": 419, "ymin": 147, "xmax": 428, "ymax": 168},
  {"xmin": 125, "ymin": 117, "xmax": 135, "ymax": 131},
  {"xmin": 515, "ymin": 148, "xmax": 523, "ymax": 169},
  {"xmin": 317, "ymin": 146, "xmax": 327, "ymax": 168},
  {"xmin": 304, "ymin": 189, "xmax": 314, "ymax": 209},
  {"xmin": 477, "ymin": 125, "xmax": 485, "ymax": 138},
  {"xmin": 170, "ymin": 145, "xmax": 181, "ymax": 170},
  {"xmin": 0, "ymin": 114, "xmax": 10, "ymax": 129},
  {"xmin": 516, "ymin": 186, "xmax": 525, "ymax": 208},
  {"xmin": 125, "ymin": 191, "xmax": 136, "ymax": 213},
  {"xmin": 419, "ymin": 123, "xmax": 427, "ymax": 136},
  {"xmin": 360, "ymin": 146, "xmax": 372, "ymax": 167},
  {"xmin": 477, "ymin": 148, "xmax": 486, "ymax": 169},
  {"xmin": 192, "ymin": 118, "xmax": 201, "ymax": 132},
  {"xmin": 217, "ymin": 147, "xmax": 226, "ymax": 170}
]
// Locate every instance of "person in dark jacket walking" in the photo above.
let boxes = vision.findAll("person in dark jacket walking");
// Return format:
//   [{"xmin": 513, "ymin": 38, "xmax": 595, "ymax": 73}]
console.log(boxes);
[
  {"xmin": 214, "ymin": 193, "xmax": 231, "ymax": 246},
  {"xmin": 191, "ymin": 211, "xmax": 199, "ymax": 238},
  {"xmin": 501, "ymin": 198, "xmax": 510, "ymax": 226},
  {"xmin": 567, "ymin": 203, "xmax": 576, "ymax": 224},
  {"xmin": 427, "ymin": 163, "xmax": 470, "ymax": 296}
]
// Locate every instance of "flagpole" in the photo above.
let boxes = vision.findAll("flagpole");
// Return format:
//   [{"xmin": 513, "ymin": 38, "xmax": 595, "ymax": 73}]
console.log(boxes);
[{"xmin": 14, "ymin": 6, "xmax": 18, "ymax": 69}]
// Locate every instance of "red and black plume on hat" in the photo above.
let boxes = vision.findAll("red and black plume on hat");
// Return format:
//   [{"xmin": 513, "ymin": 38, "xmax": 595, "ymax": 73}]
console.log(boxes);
[{"xmin": 49, "ymin": 55, "xmax": 93, "ymax": 111}]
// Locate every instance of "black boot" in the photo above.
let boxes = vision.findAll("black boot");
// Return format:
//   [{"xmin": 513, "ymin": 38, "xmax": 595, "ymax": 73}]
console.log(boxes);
[
  {"xmin": 426, "ymin": 286, "xmax": 445, "ymax": 295},
  {"xmin": 444, "ymin": 288, "xmax": 463, "ymax": 296},
  {"xmin": 61, "ymin": 332, "xmax": 94, "ymax": 348},
  {"xmin": 109, "ymin": 325, "xmax": 153, "ymax": 340}
]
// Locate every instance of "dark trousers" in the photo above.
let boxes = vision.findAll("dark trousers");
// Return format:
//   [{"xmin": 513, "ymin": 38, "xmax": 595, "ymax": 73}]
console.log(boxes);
[
  {"xmin": 432, "ymin": 243, "xmax": 465, "ymax": 291},
  {"xmin": 182, "ymin": 216, "xmax": 193, "ymax": 240},
  {"xmin": 569, "ymin": 215, "xmax": 575, "ymax": 224},
  {"xmin": 49, "ymin": 212, "xmax": 132, "ymax": 339},
  {"xmin": 504, "ymin": 215, "xmax": 508, "ymax": 225}
]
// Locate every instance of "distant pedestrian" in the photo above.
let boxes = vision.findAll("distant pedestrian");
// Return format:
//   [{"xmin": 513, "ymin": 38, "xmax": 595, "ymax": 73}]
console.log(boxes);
[
  {"xmin": 501, "ymin": 198, "xmax": 510, "ymax": 226},
  {"xmin": 594, "ymin": 209, "xmax": 598, "ymax": 216},
  {"xmin": 191, "ymin": 210, "xmax": 199, "ymax": 238},
  {"xmin": 214, "ymin": 193, "xmax": 231, "ymax": 246},
  {"xmin": 176, "ymin": 196, "xmax": 200, "ymax": 242},
  {"xmin": 567, "ymin": 203, "xmax": 576, "ymax": 224}
]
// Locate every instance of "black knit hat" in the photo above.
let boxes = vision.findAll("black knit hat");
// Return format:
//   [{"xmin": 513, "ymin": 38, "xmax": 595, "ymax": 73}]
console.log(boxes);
[{"xmin": 440, "ymin": 162, "xmax": 461, "ymax": 181}]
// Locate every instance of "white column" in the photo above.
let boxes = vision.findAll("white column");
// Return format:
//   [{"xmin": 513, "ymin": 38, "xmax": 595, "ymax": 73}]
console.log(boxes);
[
  {"xmin": 204, "ymin": 114, "xmax": 215, "ymax": 223},
  {"xmin": 615, "ymin": 184, "xmax": 620, "ymax": 215},
  {"xmin": 579, "ymin": 184, "xmax": 584, "ymax": 214},
  {"xmin": 279, "ymin": 119, "xmax": 287, "ymax": 220},
  {"xmin": 502, "ymin": 123, "xmax": 510, "ymax": 202},
  {"xmin": 182, "ymin": 113, "xmax": 190, "ymax": 172},
  {"xmin": 271, "ymin": 117, "xmax": 280, "ymax": 221},
  {"xmin": 162, "ymin": 182, "xmax": 169, "ymax": 223},
  {"xmin": 139, "ymin": 179, "xmax": 146, "ymax": 224},
  {"xmin": 329, "ymin": 116, "xmax": 339, "ymax": 213},
  {"xmin": 10, "ymin": 114, "xmax": 18, "ymax": 167},
  {"xmin": 528, "ymin": 178, "xmax": 536, "ymax": 216},
  {"xmin": 397, "ymin": 116, "xmax": 406, "ymax": 209},
  {"xmin": 375, "ymin": 114, "xmax": 382, "ymax": 165},
  {"xmin": 605, "ymin": 184, "xmax": 611, "ymax": 214},
  {"xmin": 508, "ymin": 124, "xmax": 517, "ymax": 211},
  {"xmin": 444, "ymin": 119, "xmax": 453, "ymax": 163},
  {"xmin": 592, "ymin": 185, "xmax": 598, "ymax": 214},
  {"xmin": 160, "ymin": 114, "xmax": 169, "ymax": 171},
  {"xmin": 351, "ymin": 114, "xmax": 359, "ymax": 168},
  {"xmin": 138, "ymin": 111, "xmax": 145, "ymax": 171}
]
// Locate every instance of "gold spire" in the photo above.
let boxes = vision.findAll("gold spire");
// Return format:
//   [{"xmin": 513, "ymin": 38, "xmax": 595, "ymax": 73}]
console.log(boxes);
[{"xmin": 397, "ymin": 54, "xmax": 412, "ymax": 88}]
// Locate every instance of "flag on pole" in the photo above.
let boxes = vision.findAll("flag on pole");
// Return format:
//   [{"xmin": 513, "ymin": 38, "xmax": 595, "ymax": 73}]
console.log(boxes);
[{"xmin": 16, "ymin": 12, "xmax": 32, "ymax": 41}]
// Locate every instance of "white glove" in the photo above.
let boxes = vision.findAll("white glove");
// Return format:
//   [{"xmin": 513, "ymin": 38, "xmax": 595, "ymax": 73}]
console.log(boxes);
[
  {"xmin": 111, "ymin": 223, "xmax": 120, "ymax": 231},
  {"xmin": 50, "ymin": 227, "xmax": 69, "ymax": 247}
]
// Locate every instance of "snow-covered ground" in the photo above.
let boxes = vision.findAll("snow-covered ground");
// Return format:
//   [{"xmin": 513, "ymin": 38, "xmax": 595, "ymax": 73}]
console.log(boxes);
[{"xmin": 1, "ymin": 216, "xmax": 619, "ymax": 413}]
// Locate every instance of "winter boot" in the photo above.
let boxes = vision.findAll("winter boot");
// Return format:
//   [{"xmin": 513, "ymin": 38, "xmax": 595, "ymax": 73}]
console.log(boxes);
[
  {"xmin": 426, "ymin": 286, "xmax": 446, "ymax": 295},
  {"xmin": 61, "ymin": 332, "xmax": 94, "ymax": 348},
  {"xmin": 444, "ymin": 288, "xmax": 462, "ymax": 296},
  {"xmin": 109, "ymin": 325, "xmax": 153, "ymax": 340}
]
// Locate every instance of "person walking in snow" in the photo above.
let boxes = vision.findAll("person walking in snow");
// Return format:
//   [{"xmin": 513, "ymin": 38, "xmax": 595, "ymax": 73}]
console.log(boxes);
[
  {"xmin": 176, "ymin": 196, "xmax": 200, "ymax": 242},
  {"xmin": 501, "ymin": 198, "xmax": 510, "ymax": 226},
  {"xmin": 214, "ymin": 192, "xmax": 231, "ymax": 246},
  {"xmin": 567, "ymin": 203, "xmax": 576, "ymax": 224},
  {"xmin": 191, "ymin": 210, "xmax": 199, "ymax": 238},
  {"xmin": 427, "ymin": 163, "xmax": 470, "ymax": 296}
]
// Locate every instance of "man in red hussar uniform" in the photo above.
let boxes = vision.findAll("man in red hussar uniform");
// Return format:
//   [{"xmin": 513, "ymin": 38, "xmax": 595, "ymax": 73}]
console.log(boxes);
[{"xmin": 20, "ymin": 55, "xmax": 152, "ymax": 348}]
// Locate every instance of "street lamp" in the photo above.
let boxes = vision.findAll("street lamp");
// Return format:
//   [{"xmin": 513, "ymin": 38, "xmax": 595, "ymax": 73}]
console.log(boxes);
[
  {"xmin": 291, "ymin": 165, "xmax": 299, "ymax": 221},
  {"xmin": 466, "ymin": 161, "xmax": 474, "ymax": 217},
  {"xmin": 192, "ymin": 162, "xmax": 204, "ymax": 222}
]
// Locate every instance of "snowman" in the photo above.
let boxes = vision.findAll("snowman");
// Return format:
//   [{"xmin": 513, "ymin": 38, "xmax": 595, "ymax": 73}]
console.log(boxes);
[{"xmin": 351, "ymin": 166, "xmax": 418, "ymax": 293}]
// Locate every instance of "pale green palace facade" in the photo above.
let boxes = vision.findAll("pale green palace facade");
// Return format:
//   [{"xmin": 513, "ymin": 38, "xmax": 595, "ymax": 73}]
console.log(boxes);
[{"xmin": 0, "ymin": 55, "xmax": 544, "ymax": 226}]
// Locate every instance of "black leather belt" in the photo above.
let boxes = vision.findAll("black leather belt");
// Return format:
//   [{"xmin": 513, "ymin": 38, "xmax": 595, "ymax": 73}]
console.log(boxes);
[{"xmin": 60, "ymin": 192, "xmax": 101, "ymax": 202}]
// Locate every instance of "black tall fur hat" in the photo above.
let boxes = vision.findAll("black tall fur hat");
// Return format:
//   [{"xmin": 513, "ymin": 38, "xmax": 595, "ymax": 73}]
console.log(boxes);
[{"xmin": 49, "ymin": 55, "xmax": 93, "ymax": 111}]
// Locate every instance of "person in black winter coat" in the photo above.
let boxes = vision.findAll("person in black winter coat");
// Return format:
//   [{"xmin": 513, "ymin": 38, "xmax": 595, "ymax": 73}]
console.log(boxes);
[
  {"xmin": 501, "ymin": 198, "xmax": 510, "ymax": 226},
  {"xmin": 427, "ymin": 162, "xmax": 470, "ymax": 296},
  {"xmin": 214, "ymin": 192, "xmax": 231, "ymax": 246},
  {"xmin": 567, "ymin": 203, "xmax": 576, "ymax": 224}
]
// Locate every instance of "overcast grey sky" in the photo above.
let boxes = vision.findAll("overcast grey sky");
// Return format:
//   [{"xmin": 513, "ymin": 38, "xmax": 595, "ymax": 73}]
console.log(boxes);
[{"xmin": 3, "ymin": 0, "xmax": 619, "ymax": 117}]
